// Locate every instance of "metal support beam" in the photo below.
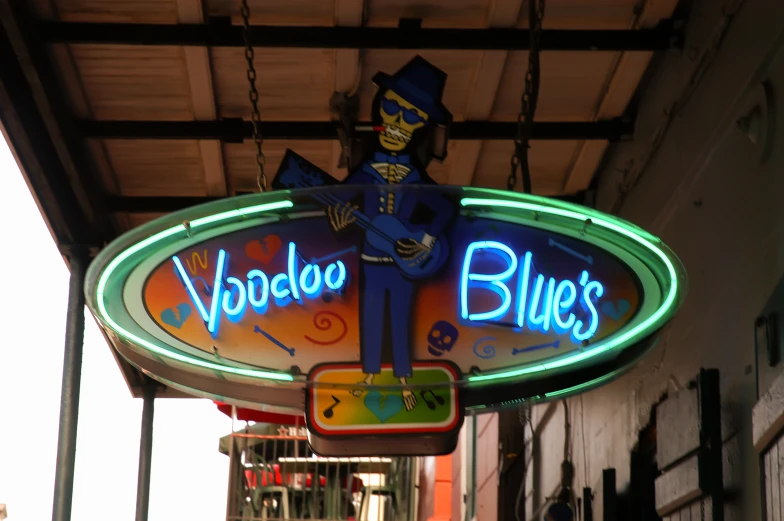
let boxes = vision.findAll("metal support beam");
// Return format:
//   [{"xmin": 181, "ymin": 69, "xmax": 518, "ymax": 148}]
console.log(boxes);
[
  {"xmin": 38, "ymin": 19, "xmax": 683, "ymax": 51},
  {"xmin": 51, "ymin": 248, "xmax": 88, "ymax": 521},
  {"xmin": 135, "ymin": 384, "xmax": 156, "ymax": 521},
  {"xmin": 78, "ymin": 118, "xmax": 633, "ymax": 142}
]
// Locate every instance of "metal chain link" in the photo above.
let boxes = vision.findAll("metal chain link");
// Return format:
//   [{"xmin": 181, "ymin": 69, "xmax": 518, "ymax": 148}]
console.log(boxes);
[
  {"xmin": 240, "ymin": 0, "xmax": 267, "ymax": 192},
  {"xmin": 508, "ymin": 0, "xmax": 546, "ymax": 193}
]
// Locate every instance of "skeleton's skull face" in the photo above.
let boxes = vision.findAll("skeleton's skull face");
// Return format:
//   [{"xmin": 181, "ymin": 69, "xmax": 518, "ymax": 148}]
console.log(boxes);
[
  {"xmin": 378, "ymin": 90, "xmax": 429, "ymax": 152},
  {"xmin": 427, "ymin": 320, "xmax": 458, "ymax": 356}
]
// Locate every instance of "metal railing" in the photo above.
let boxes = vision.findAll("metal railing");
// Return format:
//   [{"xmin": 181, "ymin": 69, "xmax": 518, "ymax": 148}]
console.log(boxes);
[{"xmin": 225, "ymin": 425, "xmax": 417, "ymax": 521}]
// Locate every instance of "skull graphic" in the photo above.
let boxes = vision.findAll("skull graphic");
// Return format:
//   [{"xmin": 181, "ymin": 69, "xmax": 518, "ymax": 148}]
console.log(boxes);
[
  {"xmin": 378, "ymin": 90, "xmax": 429, "ymax": 152},
  {"xmin": 427, "ymin": 320, "xmax": 459, "ymax": 357}
]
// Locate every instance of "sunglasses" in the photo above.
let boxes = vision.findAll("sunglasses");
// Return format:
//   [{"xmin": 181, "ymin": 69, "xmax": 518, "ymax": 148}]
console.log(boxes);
[{"xmin": 381, "ymin": 98, "xmax": 426, "ymax": 125}]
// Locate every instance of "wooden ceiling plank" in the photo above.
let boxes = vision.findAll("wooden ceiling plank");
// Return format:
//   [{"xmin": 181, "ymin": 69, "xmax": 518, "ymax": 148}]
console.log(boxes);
[
  {"xmin": 178, "ymin": 0, "xmax": 227, "ymax": 197},
  {"xmin": 447, "ymin": 0, "xmax": 522, "ymax": 187},
  {"xmin": 562, "ymin": 140, "xmax": 608, "ymax": 194},
  {"xmin": 561, "ymin": 0, "xmax": 679, "ymax": 194},
  {"xmin": 330, "ymin": 0, "xmax": 364, "ymax": 180}
]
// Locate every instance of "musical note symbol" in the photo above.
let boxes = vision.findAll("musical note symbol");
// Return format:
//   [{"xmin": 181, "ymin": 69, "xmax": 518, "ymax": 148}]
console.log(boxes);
[
  {"xmin": 253, "ymin": 325, "xmax": 295, "ymax": 356},
  {"xmin": 323, "ymin": 395, "xmax": 340, "ymax": 418},
  {"xmin": 419, "ymin": 389, "xmax": 445, "ymax": 411}
]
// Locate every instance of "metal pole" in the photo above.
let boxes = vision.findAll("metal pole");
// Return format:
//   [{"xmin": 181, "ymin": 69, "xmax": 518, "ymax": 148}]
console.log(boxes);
[
  {"xmin": 51, "ymin": 249, "xmax": 87, "ymax": 521},
  {"xmin": 135, "ymin": 384, "xmax": 156, "ymax": 521}
]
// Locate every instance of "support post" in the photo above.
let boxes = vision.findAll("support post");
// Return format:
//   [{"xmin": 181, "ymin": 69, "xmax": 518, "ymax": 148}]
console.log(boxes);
[
  {"xmin": 51, "ymin": 249, "xmax": 88, "ymax": 521},
  {"xmin": 135, "ymin": 383, "xmax": 156, "ymax": 521}
]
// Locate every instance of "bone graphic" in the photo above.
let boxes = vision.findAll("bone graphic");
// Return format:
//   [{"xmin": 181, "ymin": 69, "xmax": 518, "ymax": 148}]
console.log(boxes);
[
  {"xmin": 547, "ymin": 238, "xmax": 593, "ymax": 265},
  {"xmin": 512, "ymin": 340, "xmax": 560, "ymax": 355},
  {"xmin": 253, "ymin": 325, "xmax": 295, "ymax": 356}
]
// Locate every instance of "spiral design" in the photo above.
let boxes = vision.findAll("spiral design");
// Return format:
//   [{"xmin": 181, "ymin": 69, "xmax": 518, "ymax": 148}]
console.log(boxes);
[
  {"xmin": 304, "ymin": 311, "xmax": 348, "ymax": 345},
  {"xmin": 473, "ymin": 336, "xmax": 497, "ymax": 359}
]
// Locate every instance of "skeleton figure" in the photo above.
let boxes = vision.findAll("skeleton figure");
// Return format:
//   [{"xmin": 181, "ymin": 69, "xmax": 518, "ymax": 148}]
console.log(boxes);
[{"xmin": 327, "ymin": 56, "xmax": 456, "ymax": 412}]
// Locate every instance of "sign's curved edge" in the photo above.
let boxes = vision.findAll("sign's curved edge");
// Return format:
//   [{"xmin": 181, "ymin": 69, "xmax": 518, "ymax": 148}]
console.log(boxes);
[
  {"xmin": 84, "ymin": 187, "xmax": 686, "ymax": 394},
  {"xmin": 459, "ymin": 195, "xmax": 685, "ymax": 384}
]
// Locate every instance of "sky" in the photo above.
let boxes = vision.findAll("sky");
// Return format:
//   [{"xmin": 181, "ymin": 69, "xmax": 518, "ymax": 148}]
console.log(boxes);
[{"xmin": 0, "ymin": 136, "xmax": 232, "ymax": 520}]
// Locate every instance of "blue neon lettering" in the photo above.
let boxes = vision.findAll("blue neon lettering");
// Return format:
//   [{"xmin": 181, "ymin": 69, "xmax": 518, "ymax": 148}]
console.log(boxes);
[
  {"xmin": 270, "ymin": 273, "xmax": 291, "ymax": 300},
  {"xmin": 573, "ymin": 274, "xmax": 604, "ymax": 342},
  {"xmin": 172, "ymin": 255, "xmax": 210, "ymax": 321},
  {"xmin": 325, "ymin": 260, "xmax": 346, "ymax": 290},
  {"xmin": 172, "ymin": 243, "xmax": 348, "ymax": 335},
  {"xmin": 515, "ymin": 252, "xmax": 533, "ymax": 327},
  {"xmin": 552, "ymin": 280, "xmax": 577, "ymax": 334},
  {"xmin": 247, "ymin": 269, "xmax": 269, "ymax": 312},
  {"xmin": 299, "ymin": 264, "xmax": 323, "ymax": 297},
  {"xmin": 460, "ymin": 241, "xmax": 606, "ymax": 344},
  {"xmin": 527, "ymin": 275, "xmax": 555, "ymax": 333},
  {"xmin": 222, "ymin": 276, "xmax": 247, "ymax": 322},
  {"xmin": 460, "ymin": 241, "xmax": 518, "ymax": 322},
  {"xmin": 207, "ymin": 249, "xmax": 227, "ymax": 336},
  {"xmin": 287, "ymin": 242, "xmax": 301, "ymax": 301}
]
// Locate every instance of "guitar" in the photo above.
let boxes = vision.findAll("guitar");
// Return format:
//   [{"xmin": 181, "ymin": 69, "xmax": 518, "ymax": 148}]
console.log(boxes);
[{"xmin": 274, "ymin": 150, "xmax": 450, "ymax": 280}]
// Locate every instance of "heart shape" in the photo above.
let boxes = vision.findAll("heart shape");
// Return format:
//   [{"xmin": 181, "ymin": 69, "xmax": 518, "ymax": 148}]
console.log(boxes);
[
  {"xmin": 160, "ymin": 303, "xmax": 192, "ymax": 329},
  {"xmin": 364, "ymin": 391, "xmax": 403, "ymax": 423},
  {"xmin": 245, "ymin": 235, "xmax": 282, "ymax": 264},
  {"xmin": 601, "ymin": 299, "xmax": 631, "ymax": 321}
]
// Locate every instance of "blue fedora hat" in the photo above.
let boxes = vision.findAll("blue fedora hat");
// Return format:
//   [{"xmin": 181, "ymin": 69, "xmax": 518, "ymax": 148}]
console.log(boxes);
[{"xmin": 372, "ymin": 55, "xmax": 451, "ymax": 123}]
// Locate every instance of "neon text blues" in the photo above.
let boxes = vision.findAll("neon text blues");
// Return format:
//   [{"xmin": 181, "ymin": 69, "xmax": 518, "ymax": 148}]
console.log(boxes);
[{"xmin": 460, "ymin": 241, "xmax": 604, "ymax": 344}]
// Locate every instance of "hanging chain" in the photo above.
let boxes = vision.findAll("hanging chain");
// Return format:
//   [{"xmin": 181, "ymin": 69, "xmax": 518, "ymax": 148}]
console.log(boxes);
[
  {"xmin": 508, "ymin": 0, "xmax": 546, "ymax": 193},
  {"xmin": 240, "ymin": 0, "xmax": 267, "ymax": 192}
]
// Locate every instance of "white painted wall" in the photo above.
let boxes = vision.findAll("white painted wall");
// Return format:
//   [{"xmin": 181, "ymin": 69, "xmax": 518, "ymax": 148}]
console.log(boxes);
[
  {"xmin": 531, "ymin": 0, "xmax": 784, "ymax": 519},
  {"xmin": 475, "ymin": 413, "xmax": 499, "ymax": 521}
]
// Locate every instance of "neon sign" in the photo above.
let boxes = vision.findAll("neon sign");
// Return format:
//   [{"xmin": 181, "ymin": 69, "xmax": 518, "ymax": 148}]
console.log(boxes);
[
  {"xmin": 85, "ymin": 185, "xmax": 686, "ymax": 415},
  {"xmin": 460, "ymin": 241, "xmax": 603, "ymax": 344},
  {"xmin": 172, "ymin": 242, "xmax": 348, "ymax": 336}
]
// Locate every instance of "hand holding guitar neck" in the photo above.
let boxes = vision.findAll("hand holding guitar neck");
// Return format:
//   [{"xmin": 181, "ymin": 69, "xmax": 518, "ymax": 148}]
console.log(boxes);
[
  {"xmin": 395, "ymin": 237, "xmax": 433, "ymax": 261},
  {"xmin": 327, "ymin": 202, "xmax": 358, "ymax": 232}
]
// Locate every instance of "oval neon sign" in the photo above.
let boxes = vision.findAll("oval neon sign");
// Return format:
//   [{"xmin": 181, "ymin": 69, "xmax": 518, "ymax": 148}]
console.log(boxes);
[{"xmin": 85, "ymin": 186, "xmax": 685, "ymax": 411}]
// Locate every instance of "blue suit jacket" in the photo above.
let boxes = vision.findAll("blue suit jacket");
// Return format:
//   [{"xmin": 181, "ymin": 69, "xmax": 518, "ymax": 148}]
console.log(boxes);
[{"xmin": 341, "ymin": 156, "xmax": 455, "ymax": 258}]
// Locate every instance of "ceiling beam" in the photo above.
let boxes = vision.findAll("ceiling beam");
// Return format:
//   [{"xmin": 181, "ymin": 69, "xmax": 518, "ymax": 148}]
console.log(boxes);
[
  {"xmin": 38, "ymin": 20, "xmax": 683, "ymax": 51},
  {"xmin": 76, "ymin": 119, "xmax": 633, "ymax": 141},
  {"xmin": 447, "ymin": 0, "xmax": 523, "ymax": 187},
  {"xmin": 560, "ymin": 0, "xmax": 680, "ymax": 195},
  {"xmin": 177, "ymin": 0, "xmax": 228, "ymax": 197}
]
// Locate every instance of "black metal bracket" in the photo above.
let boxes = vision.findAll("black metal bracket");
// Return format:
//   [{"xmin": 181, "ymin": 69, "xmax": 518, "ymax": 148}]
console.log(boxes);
[
  {"xmin": 756, "ymin": 314, "xmax": 779, "ymax": 368},
  {"xmin": 77, "ymin": 118, "xmax": 634, "ymax": 142},
  {"xmin": 697, "ymin": 369, "xmax": 724, "ymax": 519},
  {"xmin": 38, "ymin": 18, "xmax": 684, "ymax": 51},
  {"xmin": 603, "ymin": 469, "xmax": 617, "ymax": 521}
]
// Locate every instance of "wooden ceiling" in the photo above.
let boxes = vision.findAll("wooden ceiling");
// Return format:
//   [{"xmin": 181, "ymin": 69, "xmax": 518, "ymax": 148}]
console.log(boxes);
[
  {"xmin": 28, "ymin": 0, "xmax": 678, "ymax": 234},
  {"xmin": 0, "ymin": 0, "xmax": 682, "ymax": 397}
]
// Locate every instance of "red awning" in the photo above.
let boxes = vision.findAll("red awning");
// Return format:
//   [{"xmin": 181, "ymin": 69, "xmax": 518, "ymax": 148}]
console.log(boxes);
[{"xmin": 214, "ymin": 402, "xmax": 304, "ymax": 425}]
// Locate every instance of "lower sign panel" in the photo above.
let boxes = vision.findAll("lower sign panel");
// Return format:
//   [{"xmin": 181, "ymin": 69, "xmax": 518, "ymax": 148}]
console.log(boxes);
[{"xmin": 306, "ymin": 362, "xmax": 463, "ymax": 456}]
